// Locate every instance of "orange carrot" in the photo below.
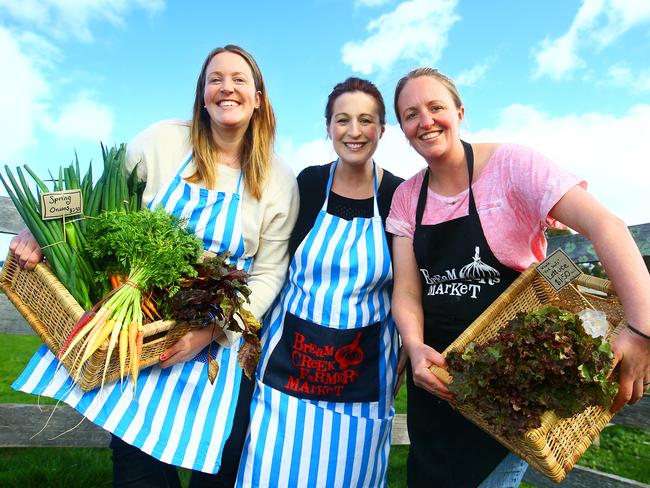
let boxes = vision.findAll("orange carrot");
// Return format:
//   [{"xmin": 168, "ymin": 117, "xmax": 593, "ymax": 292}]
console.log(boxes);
[
  {"xmin": 141, "ymin": 299, "xmax": 155, "ymax": 322},
  {"xmin": 132, "ymin": 329, "xmax": 144, "ymax": 395},
  {"xmin": 142, "ymin": 295, "xmax": 160, "ymax": 319},
  {"xmin": 128, "ymin": 321, "xmax": 138, "ymax": 383}
]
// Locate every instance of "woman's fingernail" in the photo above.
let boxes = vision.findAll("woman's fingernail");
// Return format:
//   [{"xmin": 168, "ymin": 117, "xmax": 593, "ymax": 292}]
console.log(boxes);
[{"xmin": 160, "ymin": 353, "xmax": 167, "ymax": 360}]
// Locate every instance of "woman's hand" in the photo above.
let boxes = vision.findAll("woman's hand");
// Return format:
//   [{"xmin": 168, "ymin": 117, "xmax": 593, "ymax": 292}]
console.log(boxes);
[
  {"xmin": 159, "ymin": 326, "xmax": 225, "ymax": 368},
  {"xmin": 610, "ymin": 327, "xmax": 650, "ymax": 412},
  {"xmin": 550, "ymin": 187, "xmax": 650, "ymax": 411},
  {"xmin": 405, "ymin": 341, "xmax": 454, "ymax": 402},
  {"xmin": 10, "ymin": 229, "xmax": 43, "ymax": 269}
]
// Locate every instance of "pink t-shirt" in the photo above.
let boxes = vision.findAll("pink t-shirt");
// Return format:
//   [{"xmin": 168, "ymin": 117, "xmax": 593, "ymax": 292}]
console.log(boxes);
[{"xmin": 386, "ymin": 143, "xmax": 586, "ymax": 271}]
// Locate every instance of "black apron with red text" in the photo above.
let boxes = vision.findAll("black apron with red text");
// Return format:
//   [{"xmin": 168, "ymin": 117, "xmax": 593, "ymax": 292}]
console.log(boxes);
[{"xmin": 407, "ymin": 141, "xmax": 520, "ymax": 488}]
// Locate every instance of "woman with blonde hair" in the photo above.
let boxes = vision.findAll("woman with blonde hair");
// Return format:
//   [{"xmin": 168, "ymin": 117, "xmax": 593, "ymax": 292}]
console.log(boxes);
[
  {"xmin": 12, "ymin": 44, "xmax": 299, "ymax": 487},
  {"xmin": 388, "ymin": 67, "xmax": 650, "ymax": 487}
]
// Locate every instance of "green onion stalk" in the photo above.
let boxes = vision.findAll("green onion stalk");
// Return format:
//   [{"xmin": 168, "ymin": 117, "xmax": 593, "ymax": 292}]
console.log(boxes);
[{"xmin": 1, "ymin": 166, "xmax": 94, "ymax": 309}]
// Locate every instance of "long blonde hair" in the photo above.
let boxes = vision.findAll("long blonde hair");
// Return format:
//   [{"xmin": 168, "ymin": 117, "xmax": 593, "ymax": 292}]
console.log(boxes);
[{"xmin": 188, "ymin": 44, "xmax": 275, "ymax": 200}]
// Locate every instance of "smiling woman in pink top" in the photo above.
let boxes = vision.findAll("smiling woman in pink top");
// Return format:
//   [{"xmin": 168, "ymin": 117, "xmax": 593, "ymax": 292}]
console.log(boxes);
[{"xmin": 387, "ymin": 67, "xmax": 650, "ymax": 488}]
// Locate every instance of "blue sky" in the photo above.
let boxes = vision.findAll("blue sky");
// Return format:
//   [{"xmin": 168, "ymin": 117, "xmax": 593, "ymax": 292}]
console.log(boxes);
[{"xmin": 1, "ymin": 0, "xmax": 648, "ymax": 258}]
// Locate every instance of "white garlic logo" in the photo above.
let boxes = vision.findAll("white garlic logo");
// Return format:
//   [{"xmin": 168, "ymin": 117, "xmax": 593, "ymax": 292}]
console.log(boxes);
[{"xmin": 459, "ymin": 246, "xmax": 500, "ymax": 285}]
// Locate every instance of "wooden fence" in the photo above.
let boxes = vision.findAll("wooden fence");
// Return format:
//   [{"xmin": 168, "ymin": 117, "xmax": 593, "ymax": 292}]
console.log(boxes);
[{"xmin": 1, "ymin": 195, "xmax": 649, "ymax": 487}]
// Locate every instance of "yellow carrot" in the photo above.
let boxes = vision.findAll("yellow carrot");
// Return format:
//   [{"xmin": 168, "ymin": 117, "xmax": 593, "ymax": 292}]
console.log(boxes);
[
  {"xmin": 101, "ymin": 319, "xmax": 123, "ymax": 390},
  {"xmin": 119, "ymin": 325, "xmax": 129, "ymax": 382},
  {"xmin": 59, "ymin": 306, "xmax": 112, "ymax": 363},
  {"xmin": 80, "ymin": 316, "xmax": 114, "ymax": 365}
]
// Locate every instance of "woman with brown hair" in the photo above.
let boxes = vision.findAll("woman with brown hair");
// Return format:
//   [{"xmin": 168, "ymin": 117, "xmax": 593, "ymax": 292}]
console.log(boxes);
[
  {"xmin": 12, "ymin": 44, "xmax": 298, "ymax": 487},
  {"xmin": 236, "ymin": 77, "xmax": 403, "ymax": 487}
]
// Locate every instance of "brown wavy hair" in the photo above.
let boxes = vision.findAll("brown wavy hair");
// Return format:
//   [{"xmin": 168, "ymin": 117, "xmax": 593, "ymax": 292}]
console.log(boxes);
[
  {"xmin": 325, "ymin": 77, "xmax": 386, "ymax": 126},
  {"xmin": 187, "ymin": 44, "xmax": 275, "ymax": 200}
]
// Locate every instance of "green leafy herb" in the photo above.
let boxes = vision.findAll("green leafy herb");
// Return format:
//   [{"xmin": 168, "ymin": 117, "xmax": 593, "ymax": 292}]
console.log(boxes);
[{"xmin": 447, "ymin": 305, "xmax": 618, "ymax": 437}]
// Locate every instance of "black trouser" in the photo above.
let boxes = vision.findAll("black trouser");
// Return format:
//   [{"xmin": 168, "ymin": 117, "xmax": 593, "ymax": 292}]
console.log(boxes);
[
  {"xmin": 405, "ymin": 364, "xmax": 507, "ymax": 488},
  {"xmin": 110, "ymin": 372, "xmax": 255, "ymax": 487}
]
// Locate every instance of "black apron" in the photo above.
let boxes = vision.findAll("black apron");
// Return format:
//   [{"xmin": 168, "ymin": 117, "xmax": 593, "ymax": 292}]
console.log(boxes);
[{"xmin": 407, "ymin": 141, "xmax": 520, "ymax": 488}]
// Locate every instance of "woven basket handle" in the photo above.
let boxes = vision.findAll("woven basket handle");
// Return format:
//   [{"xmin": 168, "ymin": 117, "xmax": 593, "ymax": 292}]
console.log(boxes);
[
  {"xmin": 141, "ymin": 320, "xmax": 177, "ymax": 338},
  {"xmin": 575, "ymin": 274, "xmax": 616, "ymax": 296},
  {"xmin": 429, "ymin": 365, "xmax": 452, "ymax": 385}
]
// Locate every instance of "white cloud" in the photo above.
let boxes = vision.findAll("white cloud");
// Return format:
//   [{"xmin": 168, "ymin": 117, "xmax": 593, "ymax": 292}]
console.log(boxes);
[
  {"xmin": 0, "ymin": 27, "xmax": 49, "ymax": 160},
  {"xmin": 42, "ymin": 95, "xmax": 113, "ymax": 141},
  {"xmin": 342, "ymin": 0, "xmax": 460, "ymax": 75},
  {"xmin": 604, "ymin": 64, "xmax": 650, "ymax": 93},
  {"xmin": 532, "ymin": 32, "xmax": 584, "ymax": 80},
  {"xmin": 455, "ymin": 59, "xmax": 492, "ymax": 87},
  {"xmin": 468, "ymin": 103, "xmax": 650, "ymax": 225},
  {"xmin": 277, "ymin": 137, "xmax": 336, "ymax": 176},
  {"xmin": 0, "ymin": 1, "xmax": 159, "ymax": 160},
  {"xmin": 372, "ymin": 124, "xmax": 425, "ymax": 177},
  {"xmin": 533, "ymin": 0, "xmax": 650, "ymax": 80},
  {"xmin": 0, "ymin": 0, "xmax": 165, "ymax": 42},
  {"xmin": 282, "ymin": 104, "xmax": 650, "ymax": 225}
]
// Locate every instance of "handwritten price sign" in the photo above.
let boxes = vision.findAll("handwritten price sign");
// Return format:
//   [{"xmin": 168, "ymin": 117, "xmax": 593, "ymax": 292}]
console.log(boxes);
[
  {"xmin": 40, "ymin": 190, "xmax": 83, "ymax": 220},
  {"xmin": 536, "ymin": 248, "xmax": 582, "ymax": 292}
]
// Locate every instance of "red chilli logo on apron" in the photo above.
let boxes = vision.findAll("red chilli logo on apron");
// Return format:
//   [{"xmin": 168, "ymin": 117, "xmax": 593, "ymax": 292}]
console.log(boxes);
[{"xmin": 285, "ymin": 331, "xmax": 364, "ymax": 397}]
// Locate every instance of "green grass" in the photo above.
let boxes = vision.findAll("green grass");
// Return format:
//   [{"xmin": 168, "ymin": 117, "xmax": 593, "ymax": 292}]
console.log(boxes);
[
  {"xmin": 0, "ymin": 334, "xmax": 55, "ymax": 404},
  {"xmin": 2, "ymin": 335, "xmax": 649, "ymax": 487}
]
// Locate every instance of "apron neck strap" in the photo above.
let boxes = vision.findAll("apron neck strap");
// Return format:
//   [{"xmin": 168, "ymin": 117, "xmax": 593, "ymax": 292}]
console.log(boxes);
[
  {"xmin": 177, "ymin": 152, "xmax": 193, "ymax": 176},
  {"xmin": 322, "ymin": 160, "xmax": 381, "ymax": 217},
  {"xmin": 235, "ymin": 169, "xmax": 244, "ymax": 194},
  {"xmin": 415, "ymin": 140, "xmax": 477, "ymax": 225}
]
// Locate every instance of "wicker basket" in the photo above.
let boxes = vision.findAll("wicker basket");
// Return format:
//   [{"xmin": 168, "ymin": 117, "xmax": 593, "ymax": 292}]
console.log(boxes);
[
  {"xmin": 431, "ymin": 265, "xmax": 625, "ymax": 483},
  {"xmin": 0, "ymin": 252, "xmax": 195, "ymax": 392}
]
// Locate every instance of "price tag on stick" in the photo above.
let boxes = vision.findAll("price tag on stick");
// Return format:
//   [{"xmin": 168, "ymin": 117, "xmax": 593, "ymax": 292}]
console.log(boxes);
[
  {"xmin": 40, "ymin": 190, "xmax": 83, "ymax": 220},
  {"xmin": 535, "ymin": 248, "xmax": 583, "ymax": 292}
]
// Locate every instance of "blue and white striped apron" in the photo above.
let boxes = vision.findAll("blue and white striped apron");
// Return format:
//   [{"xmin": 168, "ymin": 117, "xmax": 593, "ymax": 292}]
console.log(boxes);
[
  {"xmin": 13, "ymin": 152, "xmax": 252, "ymax": 473},
  {"xmin": 236, "ymin": 161, "xmax": 399, "ymax": 487}
]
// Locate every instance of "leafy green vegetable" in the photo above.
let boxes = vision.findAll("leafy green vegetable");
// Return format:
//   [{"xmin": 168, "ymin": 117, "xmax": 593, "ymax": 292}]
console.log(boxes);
[
  {"xmin": 447, "ymin": 306, "xmax": 618, "ymax": 437},
  {"xmin": 167, "ymin": 253, "xmax": 261, "ymax": 379},
  {"xmin": 59, "ymin": 207, "xmax": 203, "ymax": 389},
  {"xmin": 86, "ymin": 207, "xmax": 202, "ymax": 297}
]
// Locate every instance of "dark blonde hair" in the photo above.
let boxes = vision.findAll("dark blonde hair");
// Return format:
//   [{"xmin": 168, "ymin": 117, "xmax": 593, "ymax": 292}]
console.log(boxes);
[
  {"xmin": 188, "ymin": 44, "xmax": 275, "ymax": 200},
  {"xmin": 325, "ymin": 77, "xmax": 386, "ymax": 126},
  {"xmin": 394, "ymin": 67, "xmax": 462, "ymax": 124}
]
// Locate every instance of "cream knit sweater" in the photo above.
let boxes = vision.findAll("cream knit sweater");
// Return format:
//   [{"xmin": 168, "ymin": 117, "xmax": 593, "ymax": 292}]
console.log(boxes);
[{"xmin": 126, "ymin": 119, "xmax": 299, "ymax": 343}]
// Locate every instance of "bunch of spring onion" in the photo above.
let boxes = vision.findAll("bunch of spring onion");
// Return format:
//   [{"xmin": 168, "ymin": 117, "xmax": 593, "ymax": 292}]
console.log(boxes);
[
  {"xmin": 1, "ymin": 159, "xmax": 96, "ymax": 308},
  {"xmin": 0, "ymin": 144, "xmax": 144, "ymax": 308},
  {"xmin": 58, "ymin": 206, "xmax": 202, "ymax": 390}
]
